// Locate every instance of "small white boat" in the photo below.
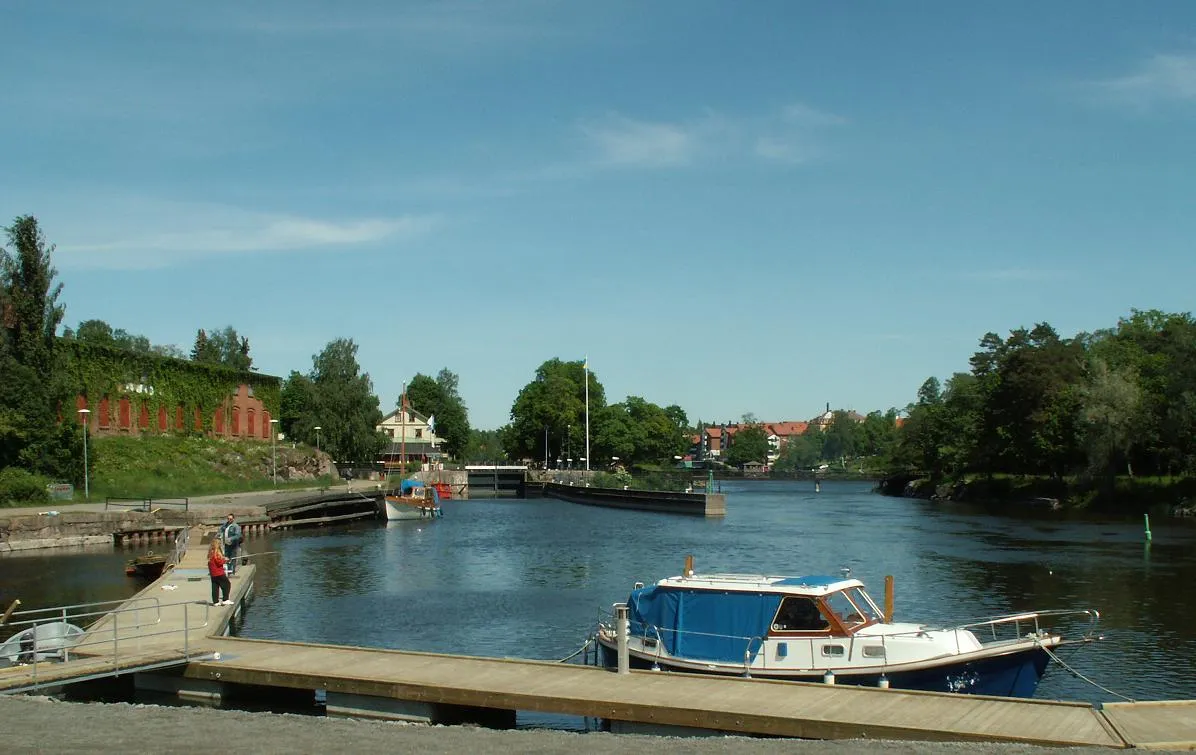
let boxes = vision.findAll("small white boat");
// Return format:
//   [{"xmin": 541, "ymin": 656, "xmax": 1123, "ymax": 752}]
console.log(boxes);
[
  {"xmin": 384, "ymin": 480, "xmax": 442, "ymax": 521},
  {"xmin": 0, "ymin": 622, "xmax": 85, "ymax": 666},
  {"xmin": 595, "ymin": 564, "xmax": 1099, "ymax": 698}
]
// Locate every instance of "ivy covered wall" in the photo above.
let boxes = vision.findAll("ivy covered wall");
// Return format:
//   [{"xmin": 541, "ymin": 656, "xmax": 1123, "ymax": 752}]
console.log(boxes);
[{"xmin": 59, "ymin": 339, "xmax": 281, "ymax": 437}]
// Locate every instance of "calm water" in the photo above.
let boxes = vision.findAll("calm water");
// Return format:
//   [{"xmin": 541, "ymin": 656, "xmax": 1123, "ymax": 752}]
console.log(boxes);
[{"xmin": 5, "ymin": 480, "xmax": 1196, "ymax": 724}]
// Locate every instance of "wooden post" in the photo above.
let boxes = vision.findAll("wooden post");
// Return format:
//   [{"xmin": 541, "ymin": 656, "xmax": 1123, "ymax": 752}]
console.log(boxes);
[
  {"xmin": 684, "ymin": 554, "xmax": 694, "ymax": 577},
  {"xmin": 884, "ymin": 575, "xmax": 894, "ymax": 623},
  {"xmin": 1, "ymin": 599, "xmax": 20, "ymax": 625}
]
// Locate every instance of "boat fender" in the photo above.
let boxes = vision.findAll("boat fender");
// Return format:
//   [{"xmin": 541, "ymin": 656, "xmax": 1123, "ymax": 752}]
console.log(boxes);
[
  {"xmin": 822, "ymin": 669, "xmax": 835, "ymax": 685},
  {"xmin": 878, "ymin": 675, "xmax": 890, "ymax": 689}
]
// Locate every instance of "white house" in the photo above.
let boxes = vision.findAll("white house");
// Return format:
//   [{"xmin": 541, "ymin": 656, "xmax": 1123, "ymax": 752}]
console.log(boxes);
[{"xmin": 376, "ymin": 407, "xmax": 445, "ymax": 470}]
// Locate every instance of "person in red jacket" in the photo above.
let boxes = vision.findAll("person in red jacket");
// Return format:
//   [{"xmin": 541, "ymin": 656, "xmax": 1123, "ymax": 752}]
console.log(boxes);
[{"xmin": 208, "ymin": 538, "xmax": 232, "ymax": 606}]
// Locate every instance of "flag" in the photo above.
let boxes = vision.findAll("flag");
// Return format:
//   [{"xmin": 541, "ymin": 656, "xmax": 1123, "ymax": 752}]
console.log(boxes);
[
  {"xmin": 583, "ymin": 355, "xmax": 588, "ymax": 370},
  {"xmin": 427, "ymin": 414, "xmax": 435, "ymax": 432}
]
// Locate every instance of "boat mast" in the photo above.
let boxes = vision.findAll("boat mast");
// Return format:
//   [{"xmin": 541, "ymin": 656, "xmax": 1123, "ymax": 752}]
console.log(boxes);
[{"xmin": 400, "ymin": 382, "xmax": 406, "ymax": 481}]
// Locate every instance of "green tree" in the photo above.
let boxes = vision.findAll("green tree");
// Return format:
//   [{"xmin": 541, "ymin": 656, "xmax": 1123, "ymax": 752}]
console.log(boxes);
[
  {"xmin": 775, "ymin": 430, "xmax": 823, "ymax": 471},
  {"xmin": 403, "ymin": 368, "xmax": 471, "ymax": 459},
  {"xmin": 464, "ymin": 428, "xmax": 507, "ymax": 463},
  {"xmin": 591, "ymin": 396, "xmax": 687, "ymax": 467},
  {"xmin": 0, "ymin": 215, "xmax": 76, "ymax": 480},
  {"xmin": 725, "ymin": 424, "xmax": 769, "ymax": 467},
  {"xmin": 279, "ymin": 370, "xmax": 317, "ymax": 442},
  {"xmin": 309, "ymin": 338, "xmax": 384, "ymax": 464},
  {"xmin": 1078, "ymin": 359, "xmax": 1141, "ymax": 479},
  {"xmin": 822, "ymin": 411, "xmax": 861, "ymax": 465},
  {"xmin": 193, "ymin": 325, "xmax": 251, "ymax": 370},
  {"xmin": 503, "ymin": 358, "xmax": 606, "ymax": 463},
  {"xmin": 73, "ymin": 319, "xmax": 116, "ymax": 345}
]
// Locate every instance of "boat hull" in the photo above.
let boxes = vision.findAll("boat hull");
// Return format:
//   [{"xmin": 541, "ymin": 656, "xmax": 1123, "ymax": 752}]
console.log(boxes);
[
  {"xmin": 596, "ymin": 639, "xmax": 1052, "ymax": 698},
  {"xmin": 384, "ymin": 499, "xmax": 441, "ymax": 521}
]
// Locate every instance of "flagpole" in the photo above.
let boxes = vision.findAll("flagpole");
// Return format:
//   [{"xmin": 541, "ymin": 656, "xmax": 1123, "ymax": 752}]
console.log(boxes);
[{"xmin": 584, "ymin": 356, "xmax": 590, "ymax": 473}]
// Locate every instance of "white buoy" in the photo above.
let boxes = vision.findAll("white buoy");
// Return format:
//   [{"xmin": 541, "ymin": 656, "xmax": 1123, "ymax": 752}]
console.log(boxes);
[
  {"xmin": 878, "ymin": 675, "xmax": 890, "ymax": 689},
  {"xmin": 822, "ymin": 669, "xmax": 835, "ymax": 685},
  {"xmin": 213, "ymin": 652, "xmax": 222, "ymax": 661}
]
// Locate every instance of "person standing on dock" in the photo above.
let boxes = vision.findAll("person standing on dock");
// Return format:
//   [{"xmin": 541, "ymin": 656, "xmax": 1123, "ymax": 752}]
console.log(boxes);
[
  {"xmin": 220, "ymin": 513, "xmax": 242, "ymax": 576},
  {"xmin": 207, "ymin": 538, "xmax": 231, "ymax": 606}
]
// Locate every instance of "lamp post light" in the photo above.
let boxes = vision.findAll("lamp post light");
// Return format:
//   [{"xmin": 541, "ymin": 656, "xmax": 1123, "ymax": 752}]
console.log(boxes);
[
  {"xmin": 270, "ymin": 419, "xmax": 280, "ymax": 485},
  {"xmin": 314, "ymin": 425, "xmax": 322, "ymax": 455},
  {"xmin": 78, "ymin": 408, "xmax": 91, "ymax": 501}
]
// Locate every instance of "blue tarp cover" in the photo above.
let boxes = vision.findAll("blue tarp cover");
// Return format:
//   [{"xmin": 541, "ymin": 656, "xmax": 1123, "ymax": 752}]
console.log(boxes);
[
  {"xmin": 400, "ymin": 479, "xmax": 425, "ymax": 494},
  {"xmin": 627, "ymin": 587, "xmax": 783, "ymax": 663}
]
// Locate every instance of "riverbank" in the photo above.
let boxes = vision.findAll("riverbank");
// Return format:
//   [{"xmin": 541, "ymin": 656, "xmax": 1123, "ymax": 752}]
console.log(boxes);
[
  {"xmin": 879, "ymin": 473, "xmax": 1196, "ymax": 514},
  {"xmin": 0, "ymin": 483, "xmax": 366, "ymax": 552},
  {"xmin": 0, "ymin": 695, "xmax": 1164, "ymax": 754}
]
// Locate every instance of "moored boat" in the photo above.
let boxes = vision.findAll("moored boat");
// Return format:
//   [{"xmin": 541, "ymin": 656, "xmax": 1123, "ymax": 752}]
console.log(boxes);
[
  {"xmin": 595, "ymin": 563, "xmax": 1099, "ymax": 698},
  {"xmin": 125, "ymin": 552, "xmax": 169, "ymax": 580},
  {"xmin": 0, "ymin": 622, "xmax": 84, "ymax": 667},
  {"xmin": 384, "ymin": 479, "xmax": 443, "ymax": 521}
]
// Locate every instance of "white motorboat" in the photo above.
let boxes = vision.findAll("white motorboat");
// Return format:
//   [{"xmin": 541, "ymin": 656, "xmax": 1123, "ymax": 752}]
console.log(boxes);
[{"xmin": 595, "ymin": 565, "xmax": 1099, "ymax": 698}]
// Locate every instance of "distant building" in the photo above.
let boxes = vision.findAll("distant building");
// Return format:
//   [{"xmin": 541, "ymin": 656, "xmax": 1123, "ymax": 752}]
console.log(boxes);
[{"xmin": 376, "ymin": 406, "xmax": 444, "ymax": 470}]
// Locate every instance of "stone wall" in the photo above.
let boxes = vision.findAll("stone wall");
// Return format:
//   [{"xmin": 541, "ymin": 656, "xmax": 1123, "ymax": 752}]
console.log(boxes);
[{"xmin": 0, "ymin": 507, "xmax": 259, "ymax": 553}]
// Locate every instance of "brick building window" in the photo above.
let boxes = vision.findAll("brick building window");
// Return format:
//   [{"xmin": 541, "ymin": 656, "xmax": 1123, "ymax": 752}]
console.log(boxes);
[
  {"xmin": 247, "ymin": 409, "xmax": 255, "ymax": 439},
  {"xmin": 98, "ymin": 396, "xmax": 110, "ymax": 428},
  {"xmin": 232, "ymin": 408, "xmax": 240, "ymax": 436},
  {"xmin": 262, "ymin": 411, "xmax": 271, "ymax": 438},
  {"xmin": 176, "ymin": 405, "xmax": 184, "ymax": 430},
  {"xmin": 194, "ymin": 408, "xmax": 203, "ymax": 432},
  {"xmin": 215, "ymin": 408, "xmax": 224, "ymax": 434},
  {"xmin": 139, "ymin": 403, "xmax": 149, "ymax": 430},
  {"xmin": 158, "ymin": 406, "xmax": 168, "ymax": 432},
  {"xmin": 119, "ymin": 398, "xmax": 131, "ymax": 429}
]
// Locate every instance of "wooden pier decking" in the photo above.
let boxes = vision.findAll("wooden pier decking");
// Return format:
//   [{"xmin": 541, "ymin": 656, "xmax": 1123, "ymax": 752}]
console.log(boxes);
[{"xmin": 4, "ymin": 527, "xmax": 1196, "ymax": 747}]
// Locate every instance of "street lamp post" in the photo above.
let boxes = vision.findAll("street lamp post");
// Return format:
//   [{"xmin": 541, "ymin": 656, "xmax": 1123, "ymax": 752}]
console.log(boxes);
[
  {"xmin": 78, "ymin": 408, "xmax": 91, "ymax": 501},
  {"xmin": 270, "ymin": 419, "xmax": 280, "ymax": 485},
  {"xmin": 314, "ymin": 426, "xmax": 323, "ymax": 476}
]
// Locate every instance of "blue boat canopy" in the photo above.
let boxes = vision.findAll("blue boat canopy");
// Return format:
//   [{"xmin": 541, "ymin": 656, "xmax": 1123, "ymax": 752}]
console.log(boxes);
[
  {"xmin": 400, "ymin": 479, "xmax": 425, "ymax": 494},
  {"xmin": 627, "ymin": 586, "xmax": 782, "ymax": 663}
]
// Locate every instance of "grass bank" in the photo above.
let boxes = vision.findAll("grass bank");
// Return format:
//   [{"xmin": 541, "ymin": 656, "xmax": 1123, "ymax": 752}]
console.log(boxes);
[{"xmin": 81, "ymin": 434, "xmax": 336, "ymax": 501}]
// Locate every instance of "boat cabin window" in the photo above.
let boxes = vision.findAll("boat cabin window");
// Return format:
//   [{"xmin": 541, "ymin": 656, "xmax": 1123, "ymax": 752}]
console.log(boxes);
[
  {"xmin": 824, "ymin": 587, "xmax": 881, "ymax": 629},
  {"xmin": 771, "ymin": 597, "xmax": 830, "ymax": 632}
]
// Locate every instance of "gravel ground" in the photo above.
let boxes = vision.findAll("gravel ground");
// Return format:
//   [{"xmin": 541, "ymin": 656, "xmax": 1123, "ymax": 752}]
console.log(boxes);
[{"xmin": 2, "ymin": 695, "xmax": 1166, "ymax": 755}]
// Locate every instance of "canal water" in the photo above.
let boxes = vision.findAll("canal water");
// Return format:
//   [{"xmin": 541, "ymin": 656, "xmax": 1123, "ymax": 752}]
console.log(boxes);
[{"xmin": 5, "ymin": 480, "xmax": 1196, "ymax": 726}]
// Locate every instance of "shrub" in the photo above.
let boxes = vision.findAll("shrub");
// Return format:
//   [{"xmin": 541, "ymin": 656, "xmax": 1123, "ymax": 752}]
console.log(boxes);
[{"xmin": 0, "ymin": 468, "xmax": 52, "ymax": 507}]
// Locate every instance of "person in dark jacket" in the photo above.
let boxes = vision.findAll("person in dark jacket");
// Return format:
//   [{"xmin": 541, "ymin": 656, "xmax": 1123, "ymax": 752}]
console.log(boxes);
[{"xmin": 219, "ymin": 513, "xmax": 243, "ymax": 576}]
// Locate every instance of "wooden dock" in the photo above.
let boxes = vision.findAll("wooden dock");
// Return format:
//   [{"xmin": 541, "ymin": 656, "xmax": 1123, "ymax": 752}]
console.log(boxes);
[
  {"xmin": 4, "ymin": 528, "xmax": 1196, "ymax": 747},
  {"xmin": 264, "ymin": 489, "xmax": 381, "ymax": 529}
]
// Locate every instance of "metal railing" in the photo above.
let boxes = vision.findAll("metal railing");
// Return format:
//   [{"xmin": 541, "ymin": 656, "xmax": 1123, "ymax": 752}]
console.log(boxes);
[
  {"xmin": 597, "ymin": 606, "xmax": 1101, "ymax": 678},
  {"xmin": 168, "ymin": 527, "xmax": 190, "ymax": 569},
  {"xmin": 1, "ymin": 597, "xmax": 211, "ymax": 693},
  {"xmin": 104, "ymin": 497, "xmax": 189, "ymax": 512}
]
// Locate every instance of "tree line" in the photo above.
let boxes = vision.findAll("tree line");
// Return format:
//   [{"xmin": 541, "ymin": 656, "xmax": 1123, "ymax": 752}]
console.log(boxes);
[{"xmin": 890, "ymin": 311, "xmax": 1196, "ymax": 485}]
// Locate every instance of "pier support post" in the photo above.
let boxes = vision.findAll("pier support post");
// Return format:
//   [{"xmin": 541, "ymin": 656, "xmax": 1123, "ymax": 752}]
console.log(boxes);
[{"xmin": 615, "ymin": 602, "xmax": 630, "ymax": 675}]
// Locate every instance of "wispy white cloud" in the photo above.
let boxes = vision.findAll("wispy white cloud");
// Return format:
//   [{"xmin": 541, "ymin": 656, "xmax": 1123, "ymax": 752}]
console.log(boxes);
[
  {"xmin": 575, "ymin": 103, "xmax": 847, "ymax": 171},
  {"xmin": 578, "ymin": 115, "xmax": 698, "ymax": 168},
  {"xmin": 1088, "ymin": 52, "xmax": 1196, "ymax": 110},
  {"xmin": 48, "ymin": 198, "xmax": 437, "ymax": 270}
]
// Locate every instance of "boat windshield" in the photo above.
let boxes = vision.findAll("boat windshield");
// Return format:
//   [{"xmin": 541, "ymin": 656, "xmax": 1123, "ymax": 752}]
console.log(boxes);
[{"xmin": 824, "ymin": 587, "xmax": 881, "ymax": 629}]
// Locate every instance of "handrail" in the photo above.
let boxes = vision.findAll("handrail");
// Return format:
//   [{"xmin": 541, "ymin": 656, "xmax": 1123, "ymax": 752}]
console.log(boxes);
[
  {"xmin": 1, "ymin": 598, "xmax": 212, "ymax": 691},
  {"xmin": 103, "ymin": 497, "xmax": 189, "ymax": 511}
]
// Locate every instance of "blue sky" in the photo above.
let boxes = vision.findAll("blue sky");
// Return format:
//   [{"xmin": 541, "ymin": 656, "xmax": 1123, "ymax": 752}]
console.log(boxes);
[{"xmin": 3, "ymin": 2, "xmax": 1195, "ymax": 430}]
